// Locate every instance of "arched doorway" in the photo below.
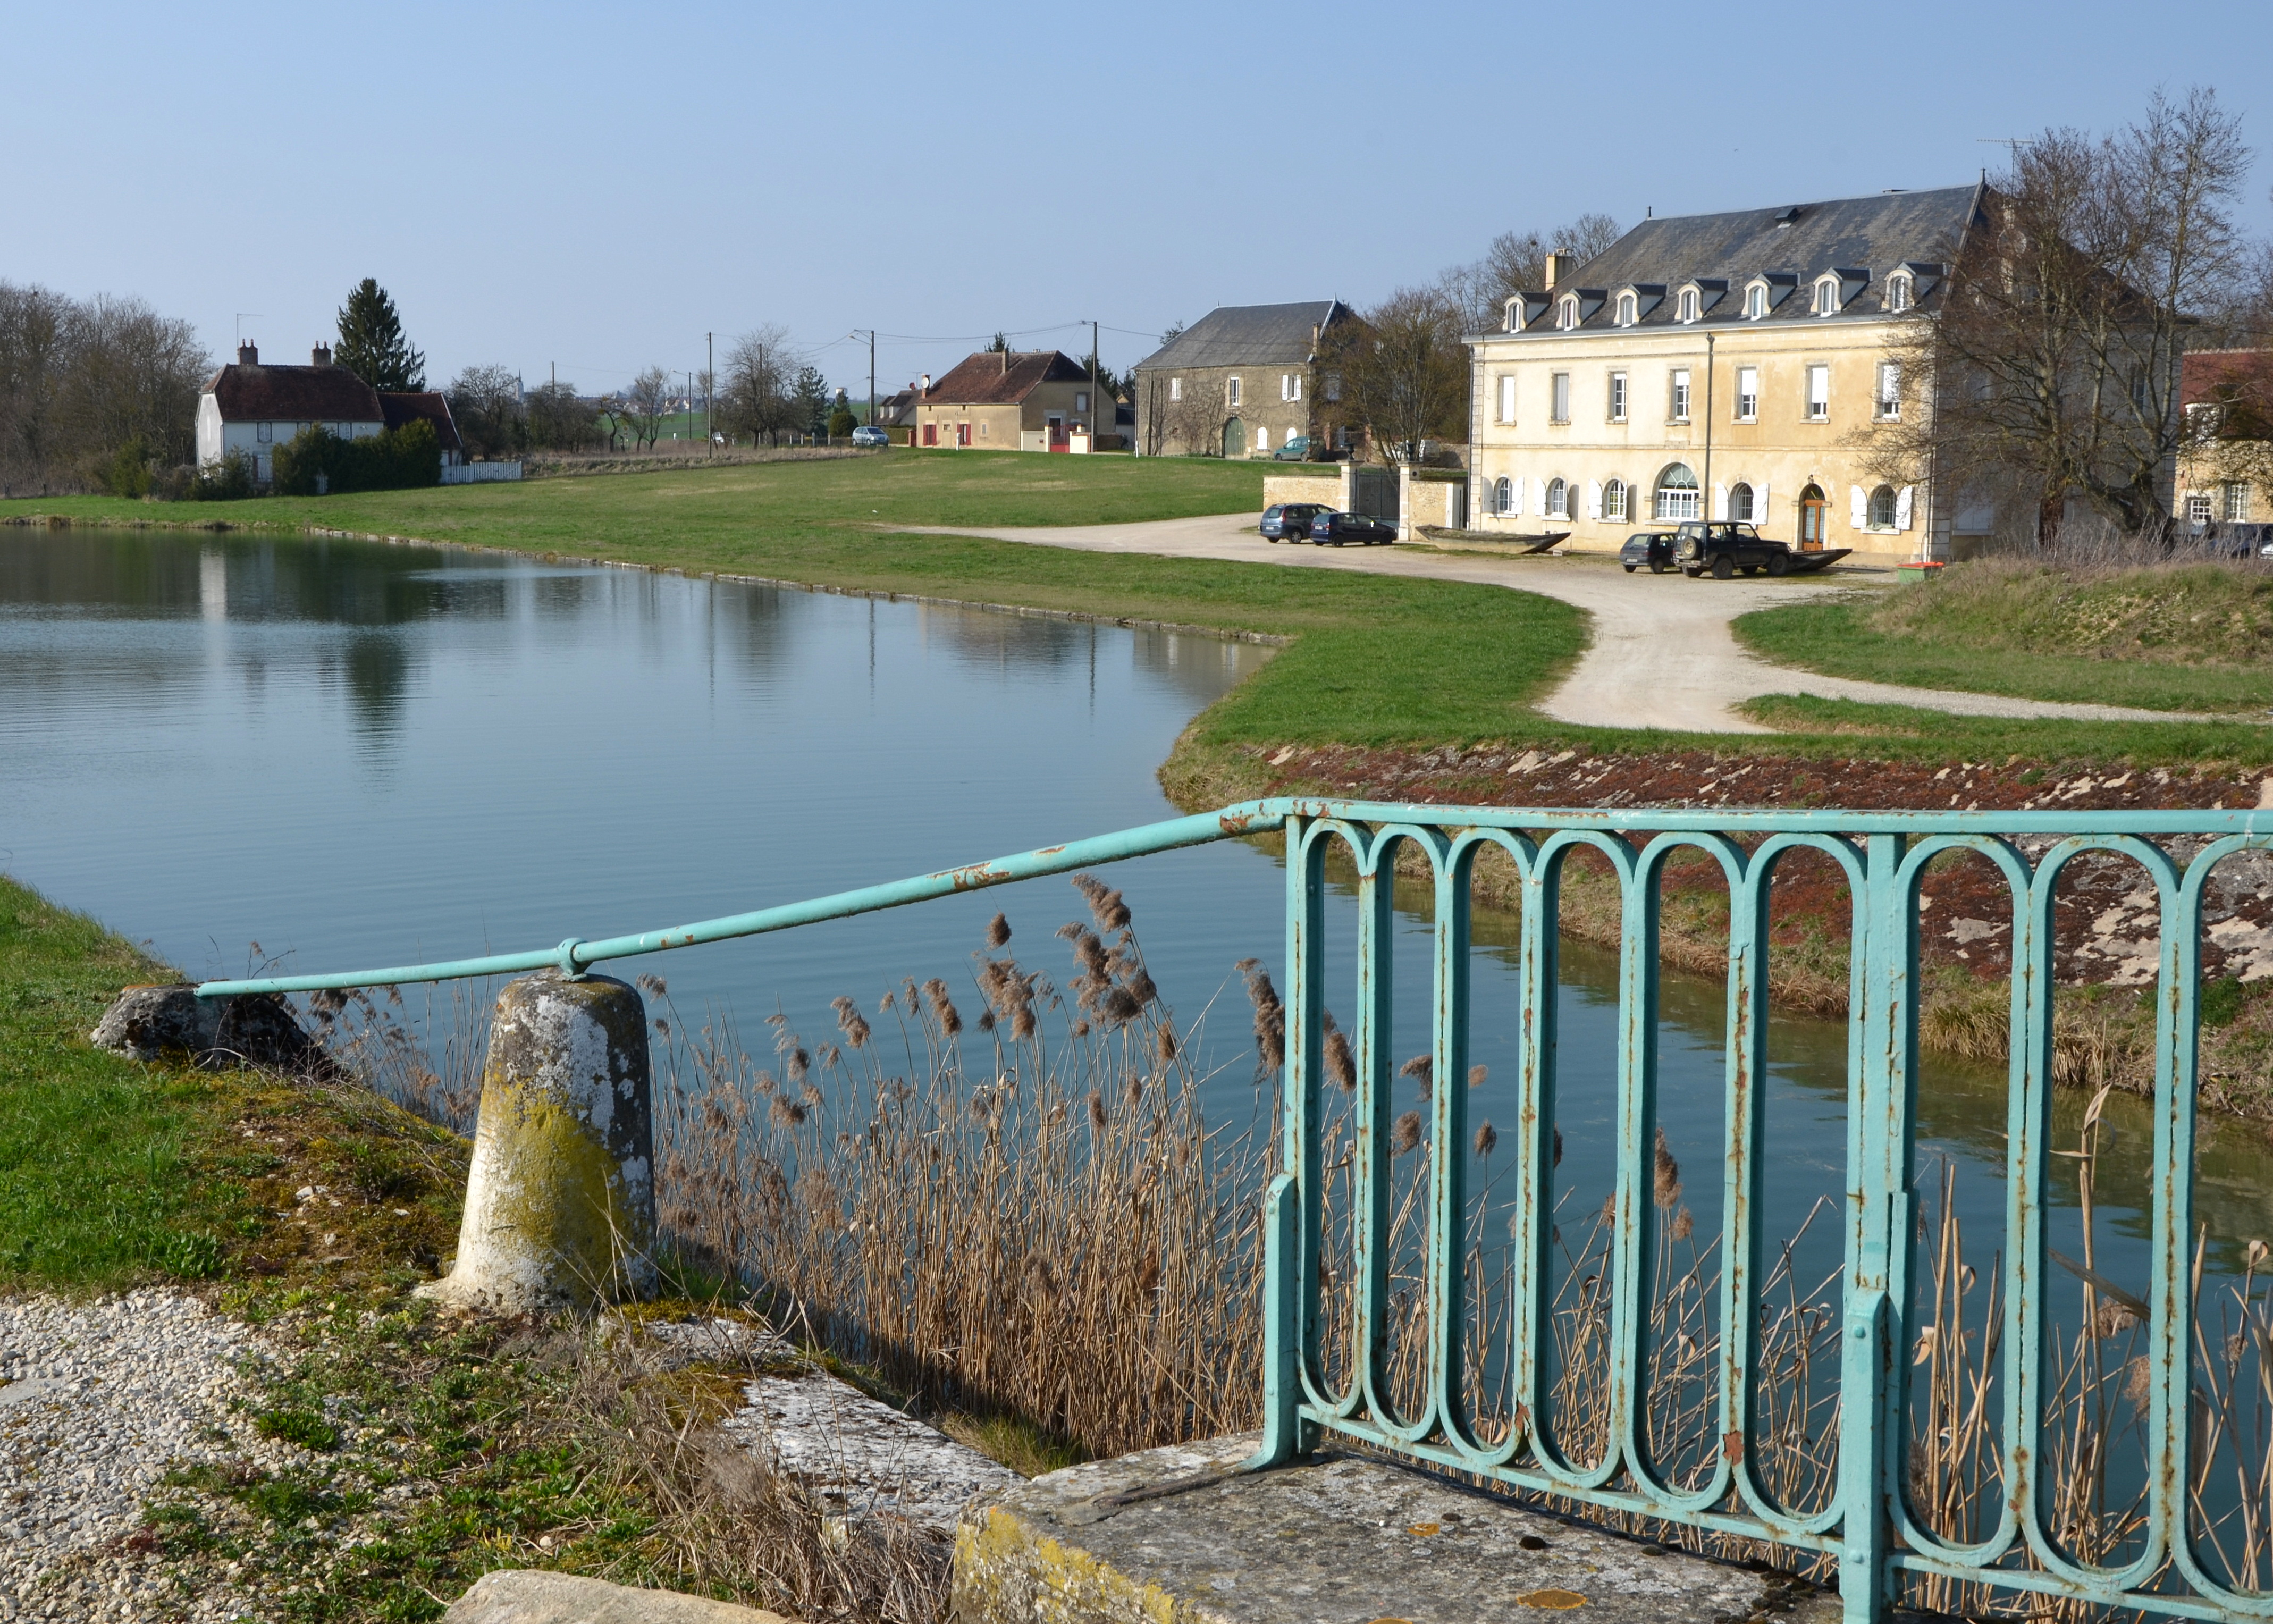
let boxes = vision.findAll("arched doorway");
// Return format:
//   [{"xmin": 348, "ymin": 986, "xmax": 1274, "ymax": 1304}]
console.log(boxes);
[
  {"xmin": 1222, "ymin": 417, "xmax": 1246, "ymax": 458},
  {"xmin": 1798, "ymin": 483, "xmax": 1828, "ymax": 550}
]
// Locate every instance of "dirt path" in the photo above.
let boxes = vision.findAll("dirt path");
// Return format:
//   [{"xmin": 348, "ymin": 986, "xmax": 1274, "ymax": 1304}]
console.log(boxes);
[{"xmin": 901, "ymin": 513, "xmax": 2211, "ymax": 733}]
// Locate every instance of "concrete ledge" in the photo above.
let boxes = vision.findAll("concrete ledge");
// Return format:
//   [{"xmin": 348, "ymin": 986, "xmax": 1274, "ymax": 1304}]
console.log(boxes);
[
  {"xmin": 442, "ymin": 1569, "xmax": 792, "ymax": 1622},
  {"xmin": 953, "ymin": 1433, "xmax": 1834, "ymax": 1624}
]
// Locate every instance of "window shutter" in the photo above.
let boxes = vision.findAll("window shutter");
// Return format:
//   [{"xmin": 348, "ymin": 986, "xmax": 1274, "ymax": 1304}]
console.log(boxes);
[
  {"xmin": 1756, "ymin": 483, "xmax": 1770, "ymax": 523},
  {"xmin": 1896, "ymin": 485, "xmax": 1914, "ymax": 530},
  {"xmin": 1712, "ymin": 483, "xmax": 1728, "ymax": 521},
  {"xmin": 1531, "ymin": 478, "xmax": 1545, "ymax": 517},
  {"xmin": 1850, "ymin": 486, "xmax": 1868, "ymax": 528},
  {"xmin": 1511, "ymin": 477, "xmax": 1523, "ymax": 516},
  {"xmin": 1586, "ymin": 481, "xmax": 1602, "ymax": 520}
]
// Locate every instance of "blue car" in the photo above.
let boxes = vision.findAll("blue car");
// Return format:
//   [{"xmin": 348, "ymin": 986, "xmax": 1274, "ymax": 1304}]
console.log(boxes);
[
  {"xmin": 1261, "ymin": 501, "xmax": 1328, "ymax": 542},
  {"xmin": 1307, "ymin": 509, "xmax": 1396, "ymax": 546}
]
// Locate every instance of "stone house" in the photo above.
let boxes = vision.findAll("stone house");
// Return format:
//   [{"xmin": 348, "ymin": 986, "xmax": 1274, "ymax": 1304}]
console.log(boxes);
[
  {"xmin": 1464, "ymin": 187, "xmax": 1986, "ymax": 561},
  {"xmin": 2176, "ymin": 348, "xmax": 2272, "ymax": 535},
  {"xmin": 1131, "ymin": 301, "xmax": 1354, "ymax": 458},
  {"xmin": 912, "ymin": 351, "xmax": 1107, "ymax": 451},
  {"xmin": 196, "ymin": 343, "xmax": 465, "ymax": 482}
]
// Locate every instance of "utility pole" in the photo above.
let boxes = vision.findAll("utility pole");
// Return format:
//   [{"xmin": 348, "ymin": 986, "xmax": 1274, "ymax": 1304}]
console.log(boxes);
[
  {"xmin": 706, "ymin": 332, "xmax": 714, "ymax": 455},
  {"xmin": 849, "ymin": 330, "xmax": 876, "ymax": 431},
  {"xmin": 1088, "ymin": 318, "xmax": 1100, "ymax": 449}
]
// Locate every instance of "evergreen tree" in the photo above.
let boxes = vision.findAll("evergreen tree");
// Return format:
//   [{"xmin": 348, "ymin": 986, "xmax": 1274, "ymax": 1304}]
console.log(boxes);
[
  {"xmin": 333, "ymin": 279, "xmax": 426, "ymax": 392},
  {"xmin": 790, "ymin": 365, "xmax": 831, "ymax": 436}
]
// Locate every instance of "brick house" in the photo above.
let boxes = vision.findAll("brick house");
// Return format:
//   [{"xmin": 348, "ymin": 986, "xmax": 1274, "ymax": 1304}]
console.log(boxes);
[
  {"xmin": 912, "ymin": 351, "xmax": 1106, "ymax": 451},
  {"xmin": 1130, "ymin": 301, "xmax": 1354, "ymax": 458}
]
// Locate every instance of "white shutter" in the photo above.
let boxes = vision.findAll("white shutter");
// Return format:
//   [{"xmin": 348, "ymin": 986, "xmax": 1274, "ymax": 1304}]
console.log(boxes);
[
  {"xmin": 1531, "ymin": 478, "xmax": 1545, "ymax": 517},
  {"xmin": 1499, "ymin": 375, "xmax": 1517, "ymax": 423},
  {"xmin": 1896, "ymin": 485, "xmax": 1914, "ymax": 530},
  {"xmin": 1510, "ymin": 476, "xmax": 1523, "ymax": 516},
  {"xmin": 1712, "ymin": 483, "xmax": 1728, "ymax": 520},
  {"xmin": 1586, "ymin": 481, "xmax": 1602, "ymax": 520},
  {"xmin": 1755, "ymin": 483, "xmax": 1770, "ymax": 524},
  {"xmin": 1850, "ymin": 486, "xmax": 1868, "ymax": 528}
]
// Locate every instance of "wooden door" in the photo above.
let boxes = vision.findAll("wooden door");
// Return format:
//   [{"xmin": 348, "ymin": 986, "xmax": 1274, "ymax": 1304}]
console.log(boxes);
[
  {"xmin": 1799, "ymin": 484, "xmax": 1826, "ymax": 551},
  {"xmin": 1222, "ymin": 417, "xmax": 1245, "ymax": 458}
]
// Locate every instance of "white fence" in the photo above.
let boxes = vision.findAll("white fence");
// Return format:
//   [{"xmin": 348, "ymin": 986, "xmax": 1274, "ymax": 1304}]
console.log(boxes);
[{"xmin": 440, "ymin": 462, "xmax": 523, "ymax": 485}]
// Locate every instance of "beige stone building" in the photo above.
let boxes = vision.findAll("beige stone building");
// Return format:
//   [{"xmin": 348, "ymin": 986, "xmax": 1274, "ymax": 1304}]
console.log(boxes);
[
  {"xmin": 2175, "ymin": 349, "xmax": 2272, "ymax": 538},
  {"xmin": 1131, "ymin": 301, "xmax": 1356, "ymax": 458},
  {"xmin": 1465, "ymin": 187, "xmax": 1988, "ymax": 562},
  {"xmin": 912, "ymin": 350, "xmax": 1106, "ymax": 451}
]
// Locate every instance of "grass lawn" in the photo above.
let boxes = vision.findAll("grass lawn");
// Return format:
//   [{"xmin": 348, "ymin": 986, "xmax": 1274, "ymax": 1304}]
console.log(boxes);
[
  {"xmin": 14, "ymin": 454, "xmax": 2273, "ymax": 769},
  {"xmin": 1735, "ymin": 562, "xmax": 2273, "ymax": 715}
]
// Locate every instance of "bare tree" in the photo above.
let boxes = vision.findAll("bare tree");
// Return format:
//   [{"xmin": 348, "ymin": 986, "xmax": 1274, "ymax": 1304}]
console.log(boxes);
[
  {"xmin": 525, "ymin": 380, "xmax": 599, "ymax": 451},
  {"xmin": 446, "ymin": 365, "xmax": 525, "ymax": 459},
  {"xmin": 622, "ymin": 366, "xmax": 672, "ymax": 451},
  {"xmin": 1163, "ymin": 377, "xmax": 1228, "ymax": 457},
  {"xmin": 1439, "ymin": 213, "xmax": 1624, "ymax": 333},
  {"xmin": 0, "ymin": 283, "xmax": 206, "ymax": 494},
  {"xmin": 720, "ymin": 326, "xmax": 801, "ymax": 445},
  {"xmin": 1324, "ymin": 287, "xmax": 1467, "ymax": 461},
  {"xmin": 1879, "ymin": 87, "xmax": 2252, "ymax": 542}
]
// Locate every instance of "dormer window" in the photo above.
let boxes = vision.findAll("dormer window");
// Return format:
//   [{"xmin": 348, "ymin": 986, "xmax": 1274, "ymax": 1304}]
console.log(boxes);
[
  {"xmin": 1887, "ymin": 273, "xmax": 1913, "ymax": 313},
  {"xmin": 1813, "ymin": 275, "xmax": 1842, "ymax": 316},
  {"xmin": 1746, "ymin": 283, "xmax": 1767, "ymax": 319},
  {"xmin": 1616, "ymin": 291, "xmax": 1638, "ymax": 326},
  {"xmin": 1558, "ymin": 295, "xmax": 1580, "ymax": 330},
  {"xmin": 1677, "ymin": 288, "xmax": 1700, "ymax": 323},
  {"xmin": 1505, "ymin": 296, "xmax": 1525, "ymax": 332}
]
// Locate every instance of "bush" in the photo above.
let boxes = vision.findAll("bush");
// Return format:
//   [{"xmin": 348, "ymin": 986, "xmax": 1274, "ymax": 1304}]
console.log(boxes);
[
  {"xmin": 187, "ymin": 451, "xmax": 255, "ymax": 501},
  {"xmin": 271, "ymin": 419, "xmax": 442, "ymax": 496},
  {"xmin": 100, "ymin": 436, "xmax": 153, "ymax": 499},
  {"xmin": 827, "ymin": 405, "xmax": 857, "ymax": 440}
]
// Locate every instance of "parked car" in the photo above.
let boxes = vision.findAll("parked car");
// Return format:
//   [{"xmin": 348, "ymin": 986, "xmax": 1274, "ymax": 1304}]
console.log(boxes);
[
  {"xmin": 1308, "ymin": 509, "xmax": 1396, "ymax": 546},
  {"xmin": 1272, "ymin": 436, "xmax": 1317, "ymax": 461},
  {"xmin": 1619, "ymin": 531, "xmax": 1678, "ymax": 573},
  {"xmin": 1261, "ymin": 502, "xmax": 1329, "ymax": 542},
  {"xmin": 1677, "ymin": 521, "xmax": 1794, "ymax": 578},
  {"xmin": 851, "ymin": 425, "xmax": 890, "ymax": 447}
]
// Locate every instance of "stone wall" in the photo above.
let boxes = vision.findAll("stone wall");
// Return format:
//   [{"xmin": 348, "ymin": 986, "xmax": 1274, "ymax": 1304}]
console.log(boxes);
[{"xmin": 1262, "ymin": 469, "xmax": 1342, "ymax": 510}]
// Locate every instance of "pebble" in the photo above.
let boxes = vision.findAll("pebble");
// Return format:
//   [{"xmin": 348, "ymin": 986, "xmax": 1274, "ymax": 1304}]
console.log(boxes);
[{"xmin": 0, "ymin": 1290, "xmax": 294, "ymax": 1621}]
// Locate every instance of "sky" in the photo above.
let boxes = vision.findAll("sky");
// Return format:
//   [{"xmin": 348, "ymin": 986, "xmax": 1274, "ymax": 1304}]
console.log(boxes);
[{"xmin": 7, "ymin": 1, "xmax": 2271, "ymax": 400}]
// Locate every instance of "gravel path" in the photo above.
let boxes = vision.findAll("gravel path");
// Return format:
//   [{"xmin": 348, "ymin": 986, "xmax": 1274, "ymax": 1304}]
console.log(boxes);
[
  {"xmin": 897, "ymin": 513, "xmax": 2221, "ymax": 733},
  {"xmin": 1, "ymin": 1291, "xmax": 287, "ymax": 1622}
]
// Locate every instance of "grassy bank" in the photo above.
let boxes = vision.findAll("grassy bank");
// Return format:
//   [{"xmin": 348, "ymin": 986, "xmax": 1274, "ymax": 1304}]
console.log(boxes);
[
  {"xmin": 15, "ymin": 456, "xmax": 2273, "ymax": 768},
  {"xmin": 1735, "ymin": 558, "xmax": 2273, "ymax": 713}
]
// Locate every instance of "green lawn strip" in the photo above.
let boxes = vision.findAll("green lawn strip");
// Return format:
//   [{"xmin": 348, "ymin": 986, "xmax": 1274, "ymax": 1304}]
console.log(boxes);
[
  {"xmin": 0, "ymin": 876, "xmax": 257, "ymax": 1288},
  {"xmin": 1736, "ymin": 694, "xmax": 2273, "ymax": 765},
  {"xmin": 1734, "ymin": 594, "xmax": 2273, "ymax": 715}
]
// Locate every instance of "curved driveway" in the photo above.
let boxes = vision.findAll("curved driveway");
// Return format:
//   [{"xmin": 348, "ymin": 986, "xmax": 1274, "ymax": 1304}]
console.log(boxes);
[{"xmin": 903, "ymin": 512, "xmax": 2211, "ymax": 734}]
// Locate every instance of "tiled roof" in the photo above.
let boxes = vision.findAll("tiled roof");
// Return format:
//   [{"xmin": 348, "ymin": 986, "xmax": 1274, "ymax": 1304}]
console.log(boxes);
[
  {"xmin": 923, "ymin": 350, "xmax": 1090, "ymax": 405},
  {"xmin": 379, "ymin": 391, "xmax": 464, "ymax": 453},
  {"xmin": 1133, "ymin": 301, "xmax": 1348, "ymax": 371},
  {"xmin": 202, "ymin": 363, "xmax": 385, "ymax": 423},
  {"xmin": 2183, "ymin": 349, "xmax": 2273, "ymax": 407},
  {"xmin": 1496, "ymin": 186, "xmax": 1985, "ymax": 336}
]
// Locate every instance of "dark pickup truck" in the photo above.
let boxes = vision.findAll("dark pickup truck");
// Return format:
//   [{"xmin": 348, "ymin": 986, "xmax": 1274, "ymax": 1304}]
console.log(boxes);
[{"xmin": 1674, "ymin": 521, "xmax": 1849, "ymax": 578}]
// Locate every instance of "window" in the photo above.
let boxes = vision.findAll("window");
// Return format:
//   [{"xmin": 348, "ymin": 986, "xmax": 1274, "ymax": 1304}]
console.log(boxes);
[
  {"xmin": 1736, "ymin": 366, "xmax": 1758, "ymax": 422},
  {"xmin": 1551, "ymin": 372, "xmax": 1571, "ymax": 423},
  {"xmin": 1604, "ymin": 477, "xmax": 1628, "ymax": 521},
  {"xmin": 1545, "ymin": 477, "xmax": 1569, "ymax": 519},
  {"xmin": 2227, "ymin": 482, "xmax": 2255, "ymax": 523},
  {"xmin": 1875, "ymin": 363, "xmax": 1900, "ymax": 419},
  {"xmin": 1617, "ymin": 291, "xmax": 1637, "ymax": 326},
  {"xmin": 1654, "ymin": 464, "xmax": 1700, "ymax": 520},
  {"xmin": 1281, "ymin": 373, "xmax": 1301, "ymax": 402},
  {"xmin": 1730, "ymin": 482, "xmax": 1755, "ymax": 522},
  {"xmin": 1806, "ymin": 364, "xmax": 1829, "ymax": 419},
  {"xmin": 923, "ymin": 423, "xmax": 938, "ymax": 445},
  {"xmin": 1325, "ymin": 373, "xmax": 1342, "ymax": 402},
  {"xmin": 1746, "ymin": 283, "xmax": 1767, "ymax": 319},
  {"xmin": 956, "ymin": 423, "xmax": 971, "ymax": 447},
  {"xmin": 1227, "ymin": 376, "xmax": 1241, "ymax": 406},
  {"xmin": 257, "ymin": 421, "xmax": 273, "ymax": 442},
  {"xmin": 1868, "ymin": 484, "xmax": 1898, "ymax": 528},
  {"xmin": 1678, "ymin": 288, "xmax": 1699, "ymax": 323},
  {"xmin": 1558, "ymin": 295, "xmax": 1579, "ymax": 330},
  {"xmin": 1671, "ymin": 368, "xmax": 1691, "ymax": 422},
  {"xmin": 1609, "ymin": 371, "xmax": 1627, "ymax": 422},
  {"xmin": 1256, "ymin": 426, "xmax": 1270, "ymax": 452},
  {"xmin": 1813, "ymin": 276, "xmax": 1840, "ymax": 316},
  {"xmin": 1498, "ymin": 374, "xmax": 1517, "ymax": 423},
  {"xmin": 1169, "ymin": 377, "xmax": 1182, "ymax": 401},
  {"xmin": 1494, "ymin": 476, "xmax": 1515, "ymax": 516},
  {"xmin": 1887, "ymin": 273, "xmax": 1913, "ymax": 313},
  {"xmin": 2187, "ymin": 493, "xmax": 2214, "ymax": 524},
  {"xmin": 1075, "ymin": 392, "xmax": 1090, "ymax": 413}
]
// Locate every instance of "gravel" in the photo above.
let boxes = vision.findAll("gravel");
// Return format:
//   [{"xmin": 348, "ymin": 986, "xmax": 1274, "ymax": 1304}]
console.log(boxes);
[{"xmin": 0, "ymin": 1290, "xmax": 294, "ymax": 1622}]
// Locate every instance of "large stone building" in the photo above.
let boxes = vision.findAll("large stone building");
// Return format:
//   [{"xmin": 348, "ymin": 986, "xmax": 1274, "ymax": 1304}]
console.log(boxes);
[
  {"xmin": 2176, "ymin": 348, "xmax": 2272, "ymax": 537},
  {"xmin": 1131, "ymin": 301, "xmax": 1354, "ymax": 458},
  {"xmin": 1464, "ymin": 187, "xmax": 1986, "ymax": 561},
  {"xmin": 912, "ymin": 350, "xmax": 1105, "ymax": 451}
]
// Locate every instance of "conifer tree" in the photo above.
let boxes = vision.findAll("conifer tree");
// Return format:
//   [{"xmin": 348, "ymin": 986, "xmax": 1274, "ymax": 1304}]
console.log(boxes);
[{"xmin": 333, "ymin": 279, "xmax": 426, "ymax": 392}]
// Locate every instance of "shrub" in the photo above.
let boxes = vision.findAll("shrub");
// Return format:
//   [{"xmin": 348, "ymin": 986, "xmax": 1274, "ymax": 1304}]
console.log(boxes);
[
  {"xmin": 827, "ymin": 404, "xmax": 857, "ymax": 440},
  {"xmin": 186, "ymin": 451, "xmax": 255, "ymax": 502},
  {"xmin": 270, "ymin": 419, "xmax": 443, "ymax": 497},
  {"xmin": 100, "ymin": 436, "xmax": 153, "ymax": 498}
]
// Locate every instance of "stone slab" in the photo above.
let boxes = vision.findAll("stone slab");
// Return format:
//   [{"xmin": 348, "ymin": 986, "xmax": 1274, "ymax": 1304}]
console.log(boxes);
[
  {"xmin": 952, "ymin": 1432, "xmax": 1836, "ymax": 1624},
  {"xmin": 442, "ymin": 1568, "xmax": 792, "ymax": 1623}
]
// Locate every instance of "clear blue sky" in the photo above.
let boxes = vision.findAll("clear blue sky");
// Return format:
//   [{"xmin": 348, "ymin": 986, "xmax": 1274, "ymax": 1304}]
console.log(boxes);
[{"xmin": 8, "ymin": 1, "xmax": 2269, "ymax": 399}]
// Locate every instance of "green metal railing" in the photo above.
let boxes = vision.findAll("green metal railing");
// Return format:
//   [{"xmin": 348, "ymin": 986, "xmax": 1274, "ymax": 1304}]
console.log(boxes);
[{"xmin": 200, "ymin": 800, "xmax": 2273, "ymax": 1621}]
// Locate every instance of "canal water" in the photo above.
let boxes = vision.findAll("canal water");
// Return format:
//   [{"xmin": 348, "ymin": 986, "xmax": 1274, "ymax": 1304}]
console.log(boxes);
[{"xmin": 4, "ymin": 526, "xmax": 2269, "ymax": 1568}]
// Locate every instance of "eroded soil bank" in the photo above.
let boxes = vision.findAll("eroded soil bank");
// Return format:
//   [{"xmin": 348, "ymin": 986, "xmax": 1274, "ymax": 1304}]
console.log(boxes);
[{"xmin": 1167, "ymin": 737, "xmax": 2273, "ymax": 1120}]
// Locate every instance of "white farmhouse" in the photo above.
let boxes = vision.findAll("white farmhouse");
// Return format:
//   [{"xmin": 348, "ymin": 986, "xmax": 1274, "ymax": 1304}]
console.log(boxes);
[{"xmin": 196, "ymin": 343, "xmax": 386, "ymax": 483}]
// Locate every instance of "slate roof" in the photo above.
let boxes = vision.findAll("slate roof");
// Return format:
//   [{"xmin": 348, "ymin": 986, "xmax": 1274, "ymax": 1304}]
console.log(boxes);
[
  {"xmin": 202, "ymin": 361, "xmax": 385, "ymax": 423},
  {"xmin": 1133, "ymin": 301, "xmax": 1348, "ymax": 372},
  {"xmin": 379, "ymin": 391, "xmax": 464, "ymax": 454},
  {"xmin": 1496, "ymin": 186, "xmax": 1985, "ymax": 337},
  {"xmin": 923, "ymin": 350, "xmax": 1090, "ymax": 405}
]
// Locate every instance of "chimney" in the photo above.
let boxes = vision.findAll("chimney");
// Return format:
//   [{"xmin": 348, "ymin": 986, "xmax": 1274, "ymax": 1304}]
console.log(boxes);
[
  {"xmin": 311, "ymin": 343, "xmax": 332, "ymax": 367},
  {"xmin": 920, "ymin": 373, "xmax": 931, "ymax": 394},
  {"xmin": 1000, "ymin": 350, "xmax": 1009, "ymax": 375},
  {"xmin": 1543, "ymin": 254, "xmax": 1565, "ymax": 289},
  {"xmin": 237, "ymin": 341, "xmax": 258, "ymax": 365}
]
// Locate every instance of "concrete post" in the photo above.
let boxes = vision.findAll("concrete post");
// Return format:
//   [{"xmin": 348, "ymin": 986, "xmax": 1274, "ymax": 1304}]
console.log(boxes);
[
  {"xmin": 1340, "ymin": 459, "xmax": 1357, "ymax": 515},
  {"xmin": 419, "ymin": 970, "xmax": 658, "ymax": 1312},
  {"xmin": 1396, "ymin": 461, "xmax": 1417, "ymax": 541}
]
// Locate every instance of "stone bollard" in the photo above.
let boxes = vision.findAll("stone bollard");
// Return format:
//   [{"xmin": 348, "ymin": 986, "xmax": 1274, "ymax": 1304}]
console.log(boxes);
[{"xmin": 419, "ymin": 970, "xmax": 658, "ymax": 1313}]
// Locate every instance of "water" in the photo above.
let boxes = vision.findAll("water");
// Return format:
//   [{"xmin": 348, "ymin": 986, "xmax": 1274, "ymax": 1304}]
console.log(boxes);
[{"xmin": 5, "ymin": 526, "xmax": 2270, "ymax": 1575}]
